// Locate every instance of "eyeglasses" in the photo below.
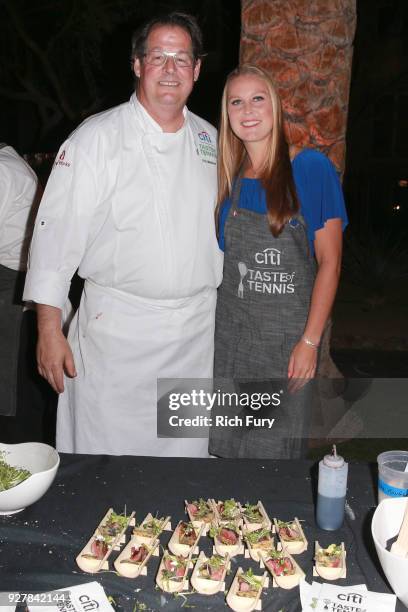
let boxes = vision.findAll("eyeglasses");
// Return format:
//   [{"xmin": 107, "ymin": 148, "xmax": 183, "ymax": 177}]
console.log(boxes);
[{"xmin": 143, "ymin": 50, "xmax": 194, "ymax": 68}]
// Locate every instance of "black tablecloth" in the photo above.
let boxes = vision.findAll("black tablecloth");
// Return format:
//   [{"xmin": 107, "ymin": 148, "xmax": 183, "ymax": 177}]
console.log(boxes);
[{"xmin": 0, "ymin": 455, "xmax": 403, "ymax": 611}]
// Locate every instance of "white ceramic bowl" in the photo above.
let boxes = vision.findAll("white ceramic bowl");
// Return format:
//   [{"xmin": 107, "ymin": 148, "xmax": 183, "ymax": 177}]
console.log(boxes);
[
  {"xmin": 371, "ymin": 497, "xmax": 408, "ymax": 607},
  {"xmin": 0, "ymin": 442, "xmax": 60, "ymax": 515}
]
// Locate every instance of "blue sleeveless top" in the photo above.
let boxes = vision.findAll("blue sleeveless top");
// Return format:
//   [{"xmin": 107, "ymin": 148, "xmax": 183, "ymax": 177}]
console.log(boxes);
[{"xmin": 218, "ymin": 148, "xmax": 348, "ymax": 255}]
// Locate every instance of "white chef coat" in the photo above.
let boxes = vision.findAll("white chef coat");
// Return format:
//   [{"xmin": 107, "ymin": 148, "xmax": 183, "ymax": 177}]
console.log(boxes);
[
  {"xmin": 0, "ymin": 145, "xmax": 38, "ymax": 271},
  {"xmin": 23, "ymin": 95, "xmax": 223, "ymax": 456}
]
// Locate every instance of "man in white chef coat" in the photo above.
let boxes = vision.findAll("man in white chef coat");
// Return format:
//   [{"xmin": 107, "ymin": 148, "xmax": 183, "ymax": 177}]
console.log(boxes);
[{"xmin": 23, "ymin": 12, "xmax": 223, "ymax": 456}]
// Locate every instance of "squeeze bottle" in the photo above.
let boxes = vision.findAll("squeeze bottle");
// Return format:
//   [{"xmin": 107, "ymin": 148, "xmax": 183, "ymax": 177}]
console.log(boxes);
[{"xmin": 316, "ymin": 445, "xmax": 348, "ymax": 530}]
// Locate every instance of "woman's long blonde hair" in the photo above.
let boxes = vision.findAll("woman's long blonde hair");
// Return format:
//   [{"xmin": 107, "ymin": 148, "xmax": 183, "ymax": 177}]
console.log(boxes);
[{"xmin": 216, "ymin": 64, "xmax": 299, "ymax": 237}]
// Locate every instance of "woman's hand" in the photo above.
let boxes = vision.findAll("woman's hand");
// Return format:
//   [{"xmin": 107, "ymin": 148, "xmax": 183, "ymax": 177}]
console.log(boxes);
[{"xmin": 287, "ymin": 340, "xmax": 317, "ymax": 393}]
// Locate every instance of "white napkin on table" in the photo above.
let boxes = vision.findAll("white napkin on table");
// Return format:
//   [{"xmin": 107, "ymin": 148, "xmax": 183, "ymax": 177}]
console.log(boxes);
[
  {"xmin": 28, "ymin": 582, "xmax": 114, "ymax": 612},
  {"xmin": 300, "ymin": 580, "xmax": 396, "ymax": 612}
]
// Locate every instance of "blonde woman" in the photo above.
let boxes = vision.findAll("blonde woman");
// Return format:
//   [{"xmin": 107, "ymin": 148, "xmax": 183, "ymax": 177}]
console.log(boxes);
[{"xmin": 211, "ymin": 65, "xmax": 348, "ymax": 458}]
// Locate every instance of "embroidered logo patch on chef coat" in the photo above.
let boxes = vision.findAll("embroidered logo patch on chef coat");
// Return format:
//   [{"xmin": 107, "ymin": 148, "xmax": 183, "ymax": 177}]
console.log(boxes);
[
  {"xmin": 196, "ymin": 131, "xmax": 216, "ymax": 165},
  {"xmin": 55, "ymin": 149, "xmax": 71, "ymax": 168},
  {"xmin": 237, "ymin": 247, "xmax": 295, "ymax": 298}
]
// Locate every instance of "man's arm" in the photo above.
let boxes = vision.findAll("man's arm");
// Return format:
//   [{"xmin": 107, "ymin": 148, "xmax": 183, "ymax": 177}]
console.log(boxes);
[
  {"xmin": 36, "ymin": 304, "xmax": 76, "ymax": 394},
  {"xmin": 23, "ymin": 138, "xmax": 98, "ymax": 393}
]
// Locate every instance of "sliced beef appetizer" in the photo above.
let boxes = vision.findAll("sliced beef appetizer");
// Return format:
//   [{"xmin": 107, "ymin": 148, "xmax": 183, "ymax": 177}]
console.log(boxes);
[
  {"xmin": 125, "ymin": 543, "xmax": 149, "ymax": 564},
  {"xmin": 198, "ymin": 554, "xmax": 226, "ymax": 581},
  {"xmin": 178, "ymin": 521, "xmax": 197, "ymax": 546},
  {"xmin": 314, "ymin": 542, "xmax": 346, "ymax": 580},
  {"xmin": 242, "ymin": 503, "xmax": 264, "ymax": 524},
  {"xmin": 265, "ymin": 550, "xmax": 295, "ymax": 576},
  {"xmin": 274, "ymin": 517, "xmax": 307, "ymax": 554},
  {"xmin": 89, "ymin": 536, "xmax": 108, "ymax": 560},
  {"xmin": 186, "ymin": 498, "xmax": 214, "ymax": 522},
  {"xmin": 245, "ymin": 527, "xmax": 273, "ymax": 550},
  {"xmin": 76, "ymin": 508, "xmax": 135, "ymax": 574},
  {"xmin": 226, "ymin": 567, "xmax": 267, "ymax": 611},
  {"xmin": 214, "ymin": 524, "xmax": 239, "ymax": 546},
  {"xmin": 217, "ymin": 498, "xmax": 241, "ymax": 521},
  {"xmin": 133, "ymin": 514, "xmax": 170, "ymax": 540},
  {"xmin": 277, "ymin": 521, "xmax": 302, "ymax": 542},
  {"xmin": 315, "ymin": 543, "xmax": 342, "ymax": 567}
]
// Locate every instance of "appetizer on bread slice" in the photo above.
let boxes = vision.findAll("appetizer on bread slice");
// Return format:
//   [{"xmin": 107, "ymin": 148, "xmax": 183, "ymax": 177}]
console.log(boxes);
[
  {"xmin": 76, "ymin": 508, "xmax": 135, "ymax": 573},
  {"xmin": 156, "ymin": 551, "xmax": 191, "ymax": 593},
  {"xmin": 210, "ymin": 522, "xmax": 244, "ymax": 558},
  {"xmin": 241, "ymin": 501, "xmax": 271, "ymax": 532},
  {"xmin": 244, "ymin": 527, "xmax": 274, "ymax": 562},
  {"xmin": 168, "ymin": 520, "xmax": 203, "ymax": 557},
  {"xmin": 114, "ymin": 536, "xmax": 159, "ymax": 578},
  {"xmin": 190, "ymin": 551, "xmax": 230, "ymax": 595},
  {"xmin": 133, "ymin": 513, "xmax": 171, "ymax": 545},
  {"xmin": 314, "ymin": 542, "xmax": 346, "ymax": 580},
  {"xmin": 260, "ymin": 548, "xmax": 305, "ymax": 589},
  {"xmin": 226, "ymin": 567, "xmax": 268, "ymax": 611},
  {"xmin": 273, "ymin": 517, "xmax": 307, "ymax": 554},
  {"xmin": 185, "ymin": 498, "xmax": 214, "ymax": 533}
]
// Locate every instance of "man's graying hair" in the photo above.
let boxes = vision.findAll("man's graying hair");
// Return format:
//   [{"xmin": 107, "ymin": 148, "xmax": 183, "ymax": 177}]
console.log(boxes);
[{"xmin": 131, "ymin": 12, "xmax": 204, "ymax": 64}]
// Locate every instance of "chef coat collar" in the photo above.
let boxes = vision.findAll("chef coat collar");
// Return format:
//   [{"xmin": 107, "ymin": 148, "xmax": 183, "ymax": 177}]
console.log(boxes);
[{"xmin": 131, "ymin": 93, "xmax": 188, "ymax": 134}]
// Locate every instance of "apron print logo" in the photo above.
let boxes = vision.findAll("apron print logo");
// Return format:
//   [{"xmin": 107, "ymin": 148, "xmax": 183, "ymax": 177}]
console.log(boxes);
[
  {"xmin": 237, "ymin": 261, "xmax": 248, "ymax": 298},
  {"xmin": 236, "ymin": 248, "xmax": 296, "ymax": 297},
  {"xmin": 255, "ymin": 247, "xmax": 281, "ymax": 265}
]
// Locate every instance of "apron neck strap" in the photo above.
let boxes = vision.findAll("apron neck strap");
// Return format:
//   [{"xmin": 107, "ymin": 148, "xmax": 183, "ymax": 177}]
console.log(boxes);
[{"xmin": 230, "ymin": 165, "xmax": 246, "ymax": 214}]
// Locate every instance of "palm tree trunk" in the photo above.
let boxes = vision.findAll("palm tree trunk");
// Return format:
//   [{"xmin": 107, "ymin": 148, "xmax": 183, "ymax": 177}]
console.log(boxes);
[{"xmin": 240, "ymin": 0, "xmax": 357, "ymax": 174}]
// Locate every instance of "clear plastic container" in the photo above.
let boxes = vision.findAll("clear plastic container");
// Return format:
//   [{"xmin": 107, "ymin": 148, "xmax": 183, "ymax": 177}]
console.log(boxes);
[{"xmin": 377, "ymin": 450, "xmax": 408, "ymax": 503}]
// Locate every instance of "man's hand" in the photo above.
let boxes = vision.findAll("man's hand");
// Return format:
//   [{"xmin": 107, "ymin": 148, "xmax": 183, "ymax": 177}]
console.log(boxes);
[
  {"xmin": 287, "ymin": 340, "xmax": 317, "ymax": 393},
  {"xmin": 36, "ymin": 304, "xmax": 77, "ymax": 394}
]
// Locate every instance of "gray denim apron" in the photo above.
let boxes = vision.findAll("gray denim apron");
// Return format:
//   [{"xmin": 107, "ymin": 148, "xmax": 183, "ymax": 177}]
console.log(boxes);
[{"xmin": 210, "ymin": 175, "xmax": 316, "ymax": 458}]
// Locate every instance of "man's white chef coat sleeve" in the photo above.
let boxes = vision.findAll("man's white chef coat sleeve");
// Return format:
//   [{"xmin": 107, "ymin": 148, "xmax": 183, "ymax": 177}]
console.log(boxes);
[
  {"xmin": 0, "ymin": 165, "xmax": 11, "ymax": 226},
  {"xmin": 23, "ymin": 139, "xmax": 98, "ymax": 309}
]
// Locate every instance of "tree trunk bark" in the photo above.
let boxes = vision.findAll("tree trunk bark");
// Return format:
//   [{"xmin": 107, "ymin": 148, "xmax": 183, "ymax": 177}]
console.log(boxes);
[{"xmin": 240, "ymin": 0, "xmax": 357, "ymax": 174}]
